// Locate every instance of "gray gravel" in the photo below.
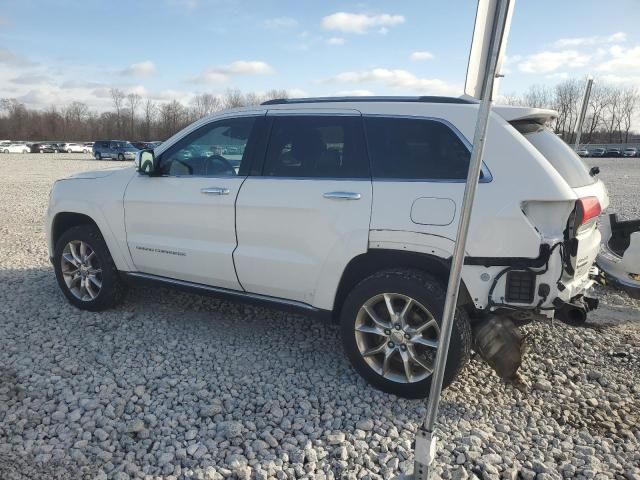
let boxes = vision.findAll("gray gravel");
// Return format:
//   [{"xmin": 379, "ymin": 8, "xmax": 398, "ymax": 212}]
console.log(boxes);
[{"xmin": 0, "ymin": 154, "xmax": 639, "ymax": 480}]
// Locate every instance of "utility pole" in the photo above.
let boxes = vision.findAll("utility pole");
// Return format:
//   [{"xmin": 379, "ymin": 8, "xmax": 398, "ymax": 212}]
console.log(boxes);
[
  {"xmin": 574, "ymin": 77, "xmax": 594, "ymax": 148},
  {"xmin": 396, "ymin": 0, "xmax": 514, "ymax": 478}
]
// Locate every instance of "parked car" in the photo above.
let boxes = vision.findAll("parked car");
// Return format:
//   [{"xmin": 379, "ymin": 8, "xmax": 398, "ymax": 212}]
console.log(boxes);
[
  {"xmin": 92, "ymin": 140, "xmax": 139, "ymax": 161},
  {"xmin": 575, "ymin": 148, "xmax": 590, "ymax": 157},
  {"xmin": 606, "ymin": 148, "xmax": 622, "ymax": 157},
  {"xmin": 47, "ymin": 96, "xmax": 611, "ymax": 398},
  {"xmin": 590, "ymin": 147, "xmax": 607, "ymax": 157},
  {"xmin": 1, "ymin": 143, "xmax": 30, "ymax": 153},
  {"xmin": 30, "ymin": 143, "xmax": 61, "ymax": 153},
  {"xmin": 623, "ymin": 147, "xmax": 638, "ymax": 157},
  {"xmin": 59, "ymin": 143, "xmax": 91, "ymax": 153}
]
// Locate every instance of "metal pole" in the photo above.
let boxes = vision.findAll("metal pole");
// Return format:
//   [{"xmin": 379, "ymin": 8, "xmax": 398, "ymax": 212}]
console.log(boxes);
[
  {"xmin": 574, "ymin": 77, "xmax": 593, "ymax": 148},
  {"xmin": 407, "ymin": 1, "xmax": 512, "ymax": 478}
]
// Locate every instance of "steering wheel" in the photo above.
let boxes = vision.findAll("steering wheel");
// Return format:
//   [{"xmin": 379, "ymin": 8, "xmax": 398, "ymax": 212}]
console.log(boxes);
[{"xmin": 205, "ymin": 154, "xmax": 236, "ymax": 176}]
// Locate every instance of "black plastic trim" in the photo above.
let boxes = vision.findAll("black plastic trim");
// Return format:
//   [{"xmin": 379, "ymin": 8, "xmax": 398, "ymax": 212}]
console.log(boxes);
[
  {"xmin": 122, "ymin": 272, "xmax": 333, "ymax": 320},
  {"xmin": 262, "ymin": 96, "xmax": 475, "ymax": 106},
  {"xmin": 464, "ymin": 244, "xmax": 551, "ymax": 268}
]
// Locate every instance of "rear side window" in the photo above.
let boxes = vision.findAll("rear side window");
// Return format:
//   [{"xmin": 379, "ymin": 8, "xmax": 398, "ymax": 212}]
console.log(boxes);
[
  {"xmin": 516, "ymin": 126, "xmax": 594, "ymax": 188},
  {"xmin": 364, "ymin": 117, "xmax": 472, "ymax": 180},
  {"xmin": 263, "ymin": 116, "xmax": 368, "ymax": 178}
]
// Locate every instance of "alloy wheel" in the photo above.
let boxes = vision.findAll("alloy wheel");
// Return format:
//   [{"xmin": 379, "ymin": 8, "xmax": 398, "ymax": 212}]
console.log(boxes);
[
  {"xmin": 60, "ymin": 240, "xmax": 103, "ymax": 301},
  {"xmin": 354, "ymin": 293, "xmax": 440, "ymax": 384}
]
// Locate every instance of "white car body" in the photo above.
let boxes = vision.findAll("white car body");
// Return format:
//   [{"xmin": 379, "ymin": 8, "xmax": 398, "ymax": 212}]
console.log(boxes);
[
  {"xmin": 2, "ymin": 143, "xmax": 30, "ymax": 153},
  {"xmin": 47, "ymin": 97, "xmax": 609, "ymax": 318},
  {"xmin": 60, "ymin": 143, "xmax": 90, "ymax": 153}
]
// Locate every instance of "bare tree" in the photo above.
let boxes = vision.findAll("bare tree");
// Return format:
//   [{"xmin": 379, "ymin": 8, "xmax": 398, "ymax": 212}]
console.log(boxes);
[
  {"xmin": 192, "ymin": 93, "xmax": 222, "ymax": 119},
  {"xmin": 143, "ymin": 98, "xmax": 157, "ymax": 140},
  {"xmin": 223, "ymin": 89, "xmax": 245, "ymax": 109},
  {"xmin": 604, "ymin": 87, "xmax": 623, "ymax": 143},
  {"xmin": 620, "ymin": 87, "xmax": 639, "ymax": 143},
  {"xmin": 110, "ymin": 88, "xmax": 125, "ymax": 137},
  {"xmin": 126, "ymin": 93, "xmax": 141, "ymax": 138}
]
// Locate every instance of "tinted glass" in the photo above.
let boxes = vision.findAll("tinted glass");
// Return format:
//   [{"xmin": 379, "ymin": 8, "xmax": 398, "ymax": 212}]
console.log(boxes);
[
  {"xmin": 159, "ymin": 117, "xmax": 256, "ymax": 177},
  {"xmin": 524, "ymin": 129, "xmax": 594, "ymax": 187},
  {"xmin": 364, "ymin": 117, "xmax": 471, "ymax": 180},
  {"xmin": 263, "ymin": 116, "xmax": 368, "ymax": 178}
]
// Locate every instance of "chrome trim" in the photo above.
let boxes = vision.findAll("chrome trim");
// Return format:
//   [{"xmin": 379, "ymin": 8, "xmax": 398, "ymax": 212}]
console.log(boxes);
[
  {"xmin": 200, "ymin": 186, "xmax": 230, "ymax": 195},
  {"xmin": 323, "ymin": 191, "xmax": 362, "ymax": 200},
  {"xmin": 363, "ymin": 113, "xmax": 494, "ymax": 183},
  {"xmin": 124, "ymin": 272, "xmax": 321, "ymax": 312}
]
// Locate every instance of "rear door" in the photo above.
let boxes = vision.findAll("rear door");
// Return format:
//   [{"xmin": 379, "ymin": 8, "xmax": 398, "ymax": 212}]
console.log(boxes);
[
  {"xmin": 234, "ymin": 110, "xmax": 372, "ymax": 308},
  {"xmin": 364, "ymin": 115, "xmax": 488, "ymax": 244}
]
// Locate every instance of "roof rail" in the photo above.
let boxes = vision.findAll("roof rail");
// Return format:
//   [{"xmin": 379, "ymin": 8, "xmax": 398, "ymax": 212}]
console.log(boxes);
[{"xmin": 261, "ymin": 96, "xmax": 474, "ymax": 106}]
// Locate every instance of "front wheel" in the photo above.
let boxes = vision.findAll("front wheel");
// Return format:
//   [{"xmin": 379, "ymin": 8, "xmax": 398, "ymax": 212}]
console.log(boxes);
[
  {"xmin": 95, "ymin": 152, "xmax": 101, "ymax": 160},
  {"xmin": 341, "ymin": 269, "xmax": 472, "ymax": 399},
  {"xmin": 53, "ymin": 225, "xmax": 127, "ymax": 311},
  {"xmin": 3, "ymin": 149, "xmax": 8, "ymax": 154},
  {"xmin": 117, "ymin": 153, "xmax": 124, "ymax": 161}
]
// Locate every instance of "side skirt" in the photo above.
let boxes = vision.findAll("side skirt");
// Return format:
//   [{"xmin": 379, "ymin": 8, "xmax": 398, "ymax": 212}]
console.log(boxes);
[{"xmin": 121, "ymin": 272, "xmax": 333, "ymax": 321}]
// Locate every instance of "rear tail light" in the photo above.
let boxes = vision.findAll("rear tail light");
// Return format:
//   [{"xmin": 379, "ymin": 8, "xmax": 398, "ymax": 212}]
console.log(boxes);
[{"xmin": 575, "ymin": 196, "xmax": 602, "ymax": 226}]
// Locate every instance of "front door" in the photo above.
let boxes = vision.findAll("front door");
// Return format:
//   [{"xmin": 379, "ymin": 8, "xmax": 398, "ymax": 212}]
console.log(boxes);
[
  {"xmin": 234, "ymin": 112, "xmax": 372, "ymax": 308},
  {"xmin": 124, "ymin": 115, "xmax": 262, "ymax": 289}
]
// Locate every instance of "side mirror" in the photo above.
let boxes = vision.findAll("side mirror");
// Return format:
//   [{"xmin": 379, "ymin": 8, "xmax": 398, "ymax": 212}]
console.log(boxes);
[{"xmin": 136, "ymin": 149, "xmax": 156, "ymax": 175}]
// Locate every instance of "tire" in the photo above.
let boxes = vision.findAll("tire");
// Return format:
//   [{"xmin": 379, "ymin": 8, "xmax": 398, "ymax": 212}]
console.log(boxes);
[
  {"xmin": 340, "ymin": 268, "xmax": 472, "ymax": 399},
  {"xmin": 22, "ymin": 149, "xmax": 28, "ymax": 154},
  {"xmin": 67, "ymin": 149, "xmax": 72, "ymax": 153},
  {"xmin": 83, "ymin": 149, "xmax": 88, "ymax": 154},
  {"xmin": 117, "ymin": 153, "xmax": 124, "ymax": 161},
  {"xmin": 95, "ymin": 152, "xmax": 101, "ymax": 160},
  {"xmin": 53, "ymin": 224, "xmax": 127, "ymax": 311}
]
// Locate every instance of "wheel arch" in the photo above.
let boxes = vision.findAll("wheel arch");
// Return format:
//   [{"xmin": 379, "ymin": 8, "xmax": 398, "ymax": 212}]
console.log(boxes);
[
  {"xmin": 332, "ymin": 249, "xmax": 474, "ymax": 321},
  {"xmin": 51, "ymin": 212, "xmax": 101, "ymax": 249}
]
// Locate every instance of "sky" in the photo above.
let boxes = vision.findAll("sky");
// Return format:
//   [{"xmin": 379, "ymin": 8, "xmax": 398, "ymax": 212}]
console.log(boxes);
[{"xmin": 0, "ymin": 0, "xmax": 639, "ymax": 112}]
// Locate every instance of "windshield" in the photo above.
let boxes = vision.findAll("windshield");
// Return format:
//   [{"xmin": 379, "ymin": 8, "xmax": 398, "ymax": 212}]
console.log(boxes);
[{"xmin": 522, "ymin": 128, "xmax": 595, "ymax": 188}]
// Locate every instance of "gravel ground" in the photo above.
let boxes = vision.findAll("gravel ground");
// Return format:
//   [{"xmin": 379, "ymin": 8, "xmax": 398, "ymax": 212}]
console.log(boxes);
[{"xmin": 0, "ymin": 153, "xmax": 638, "ymax": 480}]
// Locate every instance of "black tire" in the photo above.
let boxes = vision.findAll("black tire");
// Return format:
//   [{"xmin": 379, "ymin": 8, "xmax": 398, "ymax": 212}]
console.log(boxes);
[
  {"xmin": 95, "ymin": 152, "xmax": 101, "ymax": 160},
  {"xmin": 117, "ymin": 153, "xmax": 124, "ymax": 161},
  {"xmin": 340, "ymin": 268, "xmax": 472, "ymax": 399},
  {"xmin": 53, "ymin": 224, "xmax": 127, "ymax": 311}
]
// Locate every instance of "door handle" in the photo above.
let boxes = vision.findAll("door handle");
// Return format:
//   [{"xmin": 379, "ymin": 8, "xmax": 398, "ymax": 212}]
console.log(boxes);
[
  {"xmin": 200, "ymin": 187, "xmax": 230, "ymax": 195},
  {"xmin": 323, "ymin": 191, "xmax": 361, "ymax": 200}
]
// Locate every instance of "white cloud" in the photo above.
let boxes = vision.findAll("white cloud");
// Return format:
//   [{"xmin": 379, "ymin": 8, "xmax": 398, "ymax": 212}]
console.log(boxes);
[
  {"xmin": 321, "ymin": 12, "xmax": 405, "ymax": 34},
  {"xmin": 0, "ymin": 47, "xmax": 34, "ymax": 67},
  {"xmin": 327, "ymin": 37, "xmax": 344, "ymax": 46},
  {"xmin": 327, "ymin": 68, "xmax": 460, "ymax": 95},
  {"xmin": 518, "ymin": 50, "xmax": 590, "ymax": 73},
  {"xmin": 410, "ymin": 51, "xmax": 434, "ymax": 61},
  {"xmin": 265, "ymin": 17, "xmax": 298, "ymax": 29},
  {"xmin": 552, "ymin": 31, "xmax": 626, "ymax": 49},
  {"xmin": 190, "ymin": 60, "xmax": 274, "ymax": 83},
  {"xmin": 336, "ymin": 89, "xmax": 375, "ymax": 96},
  {"xmin": 121, "ymin": 60, "xmax": 156, "ymax": 77},
  {"xmin": 597, "ymin": 44, "xmax": 640, "ymax": 72}
]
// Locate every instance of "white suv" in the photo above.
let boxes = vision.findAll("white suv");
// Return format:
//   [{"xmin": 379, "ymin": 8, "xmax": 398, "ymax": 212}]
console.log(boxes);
[
  {"xmin": 59, "ymin": 143, "xmax": 91, "ymax": 153},
  {"xmin": 47, "ymin": 96, "xmax": 609, "ymax": 398}
]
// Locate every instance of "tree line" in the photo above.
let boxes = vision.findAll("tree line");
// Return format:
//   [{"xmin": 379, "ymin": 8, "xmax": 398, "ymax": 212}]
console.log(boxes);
[
  {"xmin": 0, "ymin": 89, "xmax": 290, "ymax": 142},
  {"xmin": 501, "ymin": 79, "xmax": 639, "ymax": 144},
  {"xmin": 1, "ymin": 80, "xmax": 638, "ymax": 143}
]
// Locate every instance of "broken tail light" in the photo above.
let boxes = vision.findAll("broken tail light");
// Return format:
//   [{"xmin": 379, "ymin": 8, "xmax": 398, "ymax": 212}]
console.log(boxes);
[{"xmin": 575, "ymin": 196, "xmax": 602, "ymax": 227}]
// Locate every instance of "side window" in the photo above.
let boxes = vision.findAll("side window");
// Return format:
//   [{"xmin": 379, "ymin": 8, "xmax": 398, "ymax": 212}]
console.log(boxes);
[
  {"xmin": 262, "ymin": 116, "xmax": 368, "ymax": 178},
  {"xmin": 159, "ymin": 117, "xmax": 256, "ymax": 177},
  {"xmin": 364, "ymin": 117, "xmax": 473, "ymax": 180}
]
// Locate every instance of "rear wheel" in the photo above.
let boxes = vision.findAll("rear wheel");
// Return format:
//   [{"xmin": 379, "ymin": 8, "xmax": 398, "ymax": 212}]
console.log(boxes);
[
  {"xmin": 67, "ymin": 149, "xmax": 72, "ymax": 153},
  {"xmin": 117, "ymin": 153, "xmax": 124, "ymax": 161},
  {"xmin": 3, "ymin": 149, "xmax": 8, "ymax": 154},
  {"xmin": 341, "ymin": 268, "xmax": 472, "ymax": 399},
  {"xmin": 54, "ymin": 225, "xmax": 127, "ymax": 311}
]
